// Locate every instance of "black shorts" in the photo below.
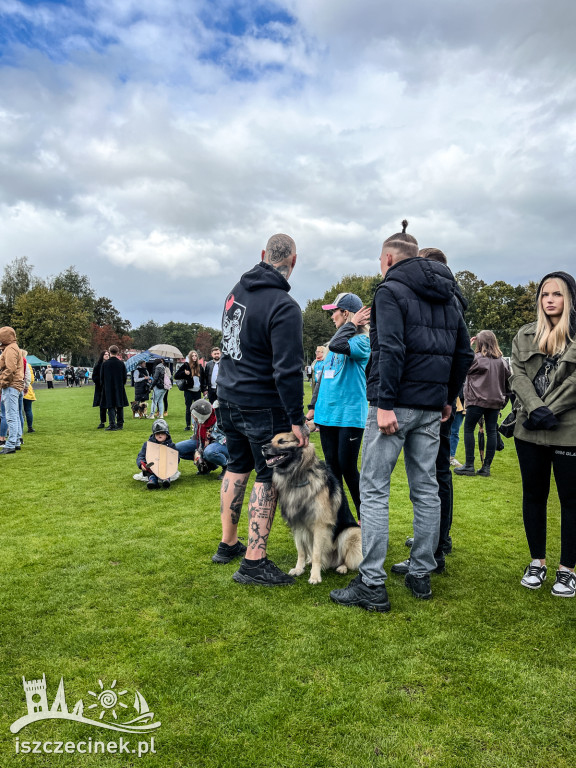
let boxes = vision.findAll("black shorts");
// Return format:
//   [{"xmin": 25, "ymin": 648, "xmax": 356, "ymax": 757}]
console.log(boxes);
[{"xmin": 218, "ymin": 399, "xmax": 291, "ymax": 482}]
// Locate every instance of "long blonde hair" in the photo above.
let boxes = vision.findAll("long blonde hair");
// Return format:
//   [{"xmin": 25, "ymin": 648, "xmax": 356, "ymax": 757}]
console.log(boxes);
[
  {"xmin": 535, "ymin": 278, "xmax": 573, "ymax": 355},
  {"xmin": 475, "ymin": 330, "xmax": 502, "ymax": 359}
]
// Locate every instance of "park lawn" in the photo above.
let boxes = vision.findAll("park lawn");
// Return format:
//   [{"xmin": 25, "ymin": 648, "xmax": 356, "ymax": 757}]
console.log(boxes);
[{"xmin": 1, "ymin": 385, "xmax": 574, "ymax": 768}]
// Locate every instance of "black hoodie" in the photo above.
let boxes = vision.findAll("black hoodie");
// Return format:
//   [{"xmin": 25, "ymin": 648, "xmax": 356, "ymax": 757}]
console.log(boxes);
[
  {"xmin": 366, "ymin": 257, "xmax": 473, "ymax": 410},
  {"xmin": 217, "ymin": 262, "xmax": 304, "ymax": 424}
]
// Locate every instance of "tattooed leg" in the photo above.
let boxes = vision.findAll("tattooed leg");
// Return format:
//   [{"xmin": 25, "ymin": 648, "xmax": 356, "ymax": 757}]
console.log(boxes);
[
  {"xmin": 220, "ymin": 471, "xmax": 250, "ymax": 545},
  {"xmin": 246, "ymin": 482, "xmax": 278, "ymax": 560}
]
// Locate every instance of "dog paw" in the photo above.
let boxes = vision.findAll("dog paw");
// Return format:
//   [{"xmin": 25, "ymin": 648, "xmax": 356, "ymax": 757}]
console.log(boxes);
[
  {"xmin": 289, "ymin": 568, "xmax": 305, "ymax": 577},
  {"xmin": 308, "ymin": 574, "xmax": 322, "ymax": 585},
  {"xmin": 336, "ymin": 565, "xmax": 348, "ymax": 574}
]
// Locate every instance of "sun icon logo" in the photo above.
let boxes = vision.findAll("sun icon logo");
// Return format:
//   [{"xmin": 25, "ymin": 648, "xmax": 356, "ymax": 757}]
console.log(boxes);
[{"xmin": 86, "ymin": 680, "xmax": 129, "ymax": 721}]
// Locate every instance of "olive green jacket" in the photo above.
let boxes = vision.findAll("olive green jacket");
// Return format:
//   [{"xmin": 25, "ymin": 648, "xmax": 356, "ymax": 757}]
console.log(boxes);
[{"xmin": 510, "ymin": 322, "xmax": 576, "ymax": 446}]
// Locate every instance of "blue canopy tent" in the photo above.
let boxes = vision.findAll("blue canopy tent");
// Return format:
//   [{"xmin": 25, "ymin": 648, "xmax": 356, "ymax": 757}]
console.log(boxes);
[
  {"xmin": 124, "ymin": 351, "xmax": 162, "ymax": 373},
  {"xmin": 49, "ymin": 359, "xmax": 68, "ymax": 368}
]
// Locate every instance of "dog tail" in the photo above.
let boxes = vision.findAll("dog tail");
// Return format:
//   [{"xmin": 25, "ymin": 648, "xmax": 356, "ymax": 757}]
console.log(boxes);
[{"xmin": 337, "ymin": 527, "xmax": 363, "ymax": 571}]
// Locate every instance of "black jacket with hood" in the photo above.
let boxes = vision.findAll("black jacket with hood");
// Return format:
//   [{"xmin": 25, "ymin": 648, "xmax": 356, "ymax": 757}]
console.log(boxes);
[
  {"xmin": 217, "ymin": 262, "xmax": 304, "ymax": 425},
  {"xmin": 366, "ymin": 257, "xmax": 473, "ymax": 411}
]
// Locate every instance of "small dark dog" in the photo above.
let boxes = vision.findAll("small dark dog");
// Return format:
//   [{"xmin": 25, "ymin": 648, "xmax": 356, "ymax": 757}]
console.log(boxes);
[
  {"xmin": 262, "ymin": 432, "xmax": 362, "ymax": 584},
  {"xmin": 131, "ymin": 401, "xmax": 148, "ymax": 419}
]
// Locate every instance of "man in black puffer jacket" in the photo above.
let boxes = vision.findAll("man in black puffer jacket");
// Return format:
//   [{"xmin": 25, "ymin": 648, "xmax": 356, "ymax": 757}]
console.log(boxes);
[
  {"xmin": 213, "ymin": 233, "xmax": 309, "ymax": 587},
  {"xmin": 331, "ymin": 221, "xmax": 473, "ymax": 612}
]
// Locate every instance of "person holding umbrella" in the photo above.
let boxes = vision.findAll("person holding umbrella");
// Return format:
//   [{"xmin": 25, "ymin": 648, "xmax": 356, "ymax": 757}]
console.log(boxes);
[{"xmin": 454, "ymin": 331, "xmax": 510, "ymax": 477}]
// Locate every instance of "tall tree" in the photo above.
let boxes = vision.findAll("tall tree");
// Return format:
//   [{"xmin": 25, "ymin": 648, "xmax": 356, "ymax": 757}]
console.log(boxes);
[
  {"xmin": 93, "ymin": 296, "xmax": 132, "ymax": 336},
  {"xmin": 52, "ymin": 266, "xmax": 96, "ymax": 312},
  {"xmin": 131, "ymin": 320, "xmax": 162, "ymax": 350},
  {"xmin": 13, "ymin": 286, "xmax": 90, "ymax": 360},
  {"xmin": 0, "ymin": 256, "xmax": 37, "ymax": 323}
]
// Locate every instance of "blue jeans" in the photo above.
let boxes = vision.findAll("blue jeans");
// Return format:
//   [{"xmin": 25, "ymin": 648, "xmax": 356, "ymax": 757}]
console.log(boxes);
[
  {"xmin": 449, "ymin": 411, "xmax": 465, "ymax": 457},
  {"xmin": 2, "ymin": 386, "xmax": 23, "ymax": 449},
  {"xmin": 359, "ymin": 406, "xmax": 441, "ymax": 585},
  {"xmin": 175, "ymin": 438, "xmax": 229, "ymax": 469},
  {"xmin": 151, "ymin": 387, "xmax": 165, "ymax": 418}
]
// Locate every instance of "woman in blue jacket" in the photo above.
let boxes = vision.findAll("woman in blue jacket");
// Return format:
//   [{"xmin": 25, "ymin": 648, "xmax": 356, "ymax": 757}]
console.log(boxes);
[{"xmin": 306, "ymin": 292, "xmax": 370, "ymax": 521}]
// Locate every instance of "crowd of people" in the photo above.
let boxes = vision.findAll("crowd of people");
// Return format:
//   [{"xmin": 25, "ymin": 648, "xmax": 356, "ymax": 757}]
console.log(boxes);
[{"xmin": 1, "ymin": 228, "xmax": 574, "ymax": 607}]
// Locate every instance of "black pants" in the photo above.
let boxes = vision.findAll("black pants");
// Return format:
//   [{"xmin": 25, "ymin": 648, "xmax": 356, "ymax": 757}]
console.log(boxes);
[
  {"xmin": 207, "ymin": 387, "xmax": 218, "ymax": 404},
  {"xmin": 435, "ymin": 410, "xmax": 454, "ymax": 558},
  {"xmin": 319, "ymin": 425, "xmax": 363, "ymax": 519},
  {"xmin": 515, "ymin": 438, "xmax": 576, "ymax": 568},
  {"xmin": 183, "ymin": 389, "xmax": 202, "ymax": 427},
  {"xmin": 99, "ymin": 405, "xmax": 107, "ymax": 424},
  {"xmin": 107, "ymin": 407, "xmax": 124, "ymax": 428},
  {"xmin": 463, "ymin": 405, "xmax": 500, "ymax": 467}
]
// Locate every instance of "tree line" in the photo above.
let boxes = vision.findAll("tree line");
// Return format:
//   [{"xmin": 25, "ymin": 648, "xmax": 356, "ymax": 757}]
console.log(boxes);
[
  {"xmin": 302, "ymin": 270, "xmax": 539, "ymax": 361},
  {"xmin": 0, "ymin": 257, "xmax": 221, "ymax": 363}
]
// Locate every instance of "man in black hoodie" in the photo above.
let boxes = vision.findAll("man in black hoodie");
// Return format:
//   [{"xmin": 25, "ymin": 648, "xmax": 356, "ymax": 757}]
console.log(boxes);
[
  {"xmin": 212, "ymin": 233, "xmax": 309, "ymax": 586},
  {"xmin": 331, "ymin": 222, "xmax": 473, "ymax": 611}
]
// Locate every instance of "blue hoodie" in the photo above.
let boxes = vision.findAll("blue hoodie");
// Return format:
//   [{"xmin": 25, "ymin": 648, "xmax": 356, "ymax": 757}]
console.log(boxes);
[{"xmin": 217, "ymin": 262, "xmax": 304, "ymax": 425}]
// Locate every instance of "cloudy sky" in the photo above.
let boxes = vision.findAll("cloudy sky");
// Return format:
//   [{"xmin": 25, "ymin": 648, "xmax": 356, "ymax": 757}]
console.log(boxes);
[{"xmin": 1, "ymin": 0, "xmax": 575, "ymax": 330}]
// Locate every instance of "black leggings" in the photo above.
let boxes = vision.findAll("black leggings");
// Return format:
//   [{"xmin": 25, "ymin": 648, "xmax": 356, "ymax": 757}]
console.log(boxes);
[
  {"xmin": 515, "ymin": 438, "xmax": 576, "ymax": 568},
  {"xmin": 183, "ymin": 390, "xmax": 202, "ymax": 427},
  {"xmin": 318, "ymin": 425, "xmax": 363, "ymax": 519},
  {"xmin": 463, "ymin": 405, "xmax": 500, "ymax": 466}
]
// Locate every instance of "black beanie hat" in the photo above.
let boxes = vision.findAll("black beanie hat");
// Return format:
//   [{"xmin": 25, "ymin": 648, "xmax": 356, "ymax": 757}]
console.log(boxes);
[{"xmin": 536, "ymin": 271, "xmax": 576, "ymax": 336}]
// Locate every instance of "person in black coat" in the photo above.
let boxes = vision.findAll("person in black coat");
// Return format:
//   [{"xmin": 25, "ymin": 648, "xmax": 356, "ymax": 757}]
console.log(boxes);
[
  {"xmin": 174, "ymin": 350, "xmax": 207, "ymax": 430},
  {"xmin": 101, "ymin": 345, "xmax": 129, "ymax": 431},
  {"xmin": 134, "ymin": 362, "xmax": 151, "ymax": 409},
  {"xmin": 92, "ymin": 350, "xmax": 109, "ymax": 429}
]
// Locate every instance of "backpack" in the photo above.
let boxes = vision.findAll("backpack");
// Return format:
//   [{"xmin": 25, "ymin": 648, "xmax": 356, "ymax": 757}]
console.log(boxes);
[{"xmin": 163, "ymin": 369, "xmax": 172, "ymax": 391}]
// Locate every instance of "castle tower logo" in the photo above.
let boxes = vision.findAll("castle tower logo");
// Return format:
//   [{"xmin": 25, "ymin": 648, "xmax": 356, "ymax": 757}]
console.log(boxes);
[{"xmin": 10, "ymin": 675, "xmax": 161, "ymax": 734}]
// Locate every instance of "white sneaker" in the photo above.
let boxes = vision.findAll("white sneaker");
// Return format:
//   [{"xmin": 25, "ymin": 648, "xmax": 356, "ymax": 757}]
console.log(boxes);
[
  {"xmin": 449, "ymin": 456, "xmax": 463, "ymax": 468},
  {"xmin": 551, "ymin": 569, "xmax": 576, "ymax": 597},
  {"xmin": 521, "ymin": 561, "xmax": 547, "ymax": 589},
  {"xmin": 133, "ymin": 472, "xmax": 147, "ymax": 482}
]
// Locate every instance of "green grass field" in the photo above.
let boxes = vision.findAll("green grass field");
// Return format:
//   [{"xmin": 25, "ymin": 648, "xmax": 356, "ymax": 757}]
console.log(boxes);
[{"xmin": 1, "ymin": 385, "xmax": 574, "ymax": 768}]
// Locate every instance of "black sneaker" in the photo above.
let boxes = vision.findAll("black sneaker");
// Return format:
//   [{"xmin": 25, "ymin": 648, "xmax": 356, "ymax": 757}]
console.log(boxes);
[
  {"xmin": 162, "ymin": 479, "xmax": 171, "ymax": 489},
  {"xmin": 184, "ymin": 426, "xmax": 191, "ymax": 431},
  {"xmin": 476, "ymin": 465, "xmax": 491, "ymax": 477},
  {"xmin": 392, "ymin": 557, "xmax": 445, "ymax": 575},
  {"xmin": 27, "ymin": 428, "xmax": 36, "ymax": 433},
  {"xmin": 105, "ymin": 425, "xmax": 117, "ymax": 431},
  {"xmin": 211, "ymin": 540, "xmax": 247, "ymax": 564},
  {"xmin": 232, "ymin": 557, "xmax": 294, "ymax": 586},
  {"xmin": 454, "ymin": 464, "xmax": 475, "ymax": 476},
  {"xmin": 405, "ymin": 573, "xmax": 432, "ymax": 599},
  {"xmin": 392, "ymin": 558, "xmax": 411, "ymax": 574},
  {"xmin": 330, "ymin": 574, "xmax": 391, "ymax": 612},
  {"xmin": 0, "ymin": 447, "xmax": 16, "ymax": 455},
  {"xmin": 147, "ymin": 476, "xmax": 159, "ymax": 490}
]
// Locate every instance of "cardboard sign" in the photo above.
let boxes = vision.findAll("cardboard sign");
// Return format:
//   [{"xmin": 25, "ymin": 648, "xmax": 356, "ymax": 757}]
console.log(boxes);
[{"xmin": 145, "ymin": 442, "xmax": 179, "ymax": 480}]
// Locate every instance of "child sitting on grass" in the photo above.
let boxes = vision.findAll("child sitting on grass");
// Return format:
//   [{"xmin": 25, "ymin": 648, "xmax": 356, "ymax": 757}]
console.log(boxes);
[{"xmin": 136, "ymin": 418, "xmax": 179, "ymax": 490}]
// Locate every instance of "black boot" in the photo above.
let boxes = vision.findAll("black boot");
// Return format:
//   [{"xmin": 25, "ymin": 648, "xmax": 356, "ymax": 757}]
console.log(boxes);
[
  {"xmin": 476, "ymin": 463, "xmax": 491, "ymax": 477},
  {"xmin": 454, "ymin": 463, "xmax": 475, "ymax": 476}
]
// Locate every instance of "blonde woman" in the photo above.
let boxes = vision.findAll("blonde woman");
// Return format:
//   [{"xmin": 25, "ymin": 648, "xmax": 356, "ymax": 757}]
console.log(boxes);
[
  {"xmin": 454, "ymin": 330, "xmax": 511, "ymax": 477},
  {"xmin": 511, "ymin": 272, "xmax": 576, "ymax": 597},
  {"xmin": 22, "ymin": 351, "xmax": 36, "ymax": 433}
]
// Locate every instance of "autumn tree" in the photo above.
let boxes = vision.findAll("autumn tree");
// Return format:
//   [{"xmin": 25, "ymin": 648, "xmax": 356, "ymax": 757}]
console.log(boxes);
[{"xmin": 89, "ymin": 323, "xmax": 133, "ymax": 361}]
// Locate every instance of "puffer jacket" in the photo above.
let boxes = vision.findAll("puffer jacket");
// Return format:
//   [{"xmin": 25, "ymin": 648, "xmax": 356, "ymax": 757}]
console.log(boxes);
[
  {"xmin": 510, "ymin": 322, "xmax": 576, "ymax": 446},
  {"xmin": 0, "ymin": 326, "xmax": 24, "ymax": 391},
  {"xmin": 366, "ymin": 258, "xmax": 473, "ymax": 410}
]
